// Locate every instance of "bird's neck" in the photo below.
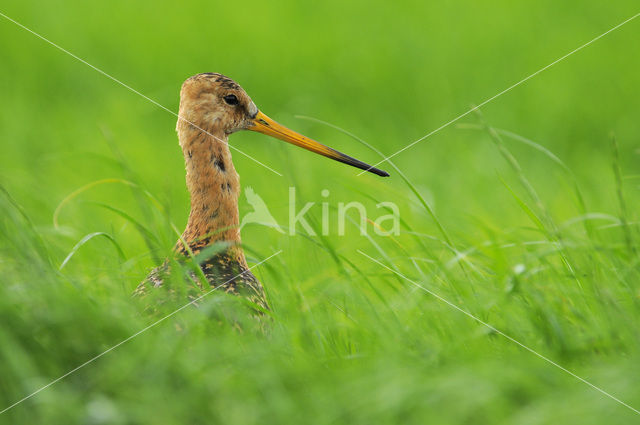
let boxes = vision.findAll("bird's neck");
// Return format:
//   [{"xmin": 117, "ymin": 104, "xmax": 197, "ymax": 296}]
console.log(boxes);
[{"xmin": 177, "ymin": 123, "xmax": 244, "ymax": 258}]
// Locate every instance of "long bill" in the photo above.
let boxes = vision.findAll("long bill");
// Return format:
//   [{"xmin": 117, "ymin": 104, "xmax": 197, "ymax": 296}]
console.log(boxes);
[{"xmin": 247, "ymin": 111, "xmax": 389, "ymax": 177}]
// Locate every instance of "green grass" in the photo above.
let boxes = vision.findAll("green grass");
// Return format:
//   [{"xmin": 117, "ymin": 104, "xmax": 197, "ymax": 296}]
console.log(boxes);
[{"xmin": 1, "ymin": 1, "xmax": 640, "ymax": 423}]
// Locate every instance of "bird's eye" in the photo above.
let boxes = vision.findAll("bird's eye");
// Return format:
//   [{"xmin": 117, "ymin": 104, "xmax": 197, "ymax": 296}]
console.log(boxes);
[{"xmin": 223, "ymin": 94, "xmax": 239, "ymax": 105}]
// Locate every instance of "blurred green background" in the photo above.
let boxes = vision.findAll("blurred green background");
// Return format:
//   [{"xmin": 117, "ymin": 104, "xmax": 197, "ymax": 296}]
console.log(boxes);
[{"xmin": 1, "ymin": 1, "xmax": 639, "ymax": 424}]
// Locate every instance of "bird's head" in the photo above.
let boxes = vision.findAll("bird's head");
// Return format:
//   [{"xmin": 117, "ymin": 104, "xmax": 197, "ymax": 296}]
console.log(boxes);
[
  {"xmin": 178, "ymin": 73, "xmax": 257, "ymax": 134},
  {"xmin": 178, "ymin": 73, "xmax": 389, "ymax": 177}
]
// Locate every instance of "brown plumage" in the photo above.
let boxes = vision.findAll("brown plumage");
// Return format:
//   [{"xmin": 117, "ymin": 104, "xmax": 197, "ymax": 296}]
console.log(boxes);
[{"xmin": 136, "ymin": 73, "xmax": 389, "ymax": 311}]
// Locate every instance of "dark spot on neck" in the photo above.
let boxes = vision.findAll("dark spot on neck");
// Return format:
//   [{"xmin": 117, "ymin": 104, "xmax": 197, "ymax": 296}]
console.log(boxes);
[
  {"xmin": 188, "ymin": 150, "xmax": 193, "ymax": 159},
  {"xmin": 212, "ymin": 153, "xmax": 226, "ymax": 172},
  {"xmin": 221, "ymin": 182, "xmax": 232, "ymax": 192}
]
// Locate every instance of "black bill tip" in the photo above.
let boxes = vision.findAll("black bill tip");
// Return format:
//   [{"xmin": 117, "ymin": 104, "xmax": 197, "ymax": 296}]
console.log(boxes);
[
  {"xmin": 369, "ymin": 167, "xmax": 390, "ymax": 177},
  {"xmin": 333, "ymin": 151, "xmax": 390, "ymax": 177}
]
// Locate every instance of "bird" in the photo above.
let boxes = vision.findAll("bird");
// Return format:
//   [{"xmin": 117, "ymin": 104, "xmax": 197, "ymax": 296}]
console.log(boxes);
[{"xmin": 136, "ymin": 73, "xmax": 389, "ymax": 311}]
